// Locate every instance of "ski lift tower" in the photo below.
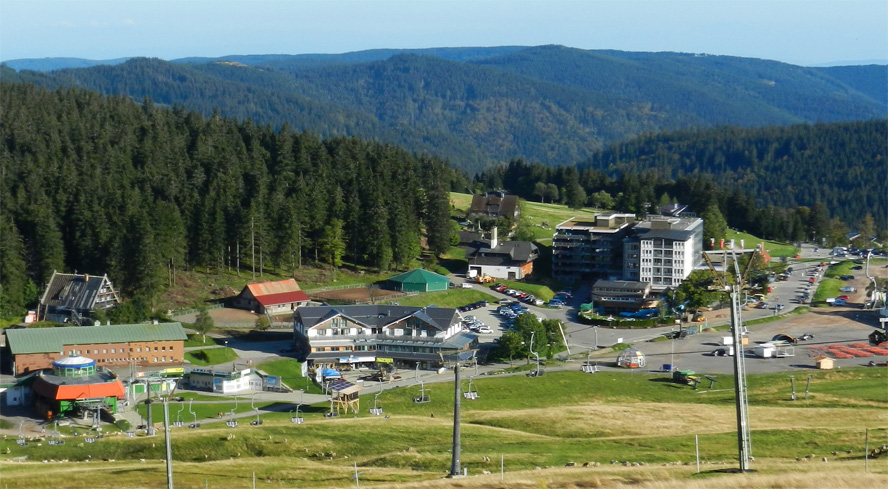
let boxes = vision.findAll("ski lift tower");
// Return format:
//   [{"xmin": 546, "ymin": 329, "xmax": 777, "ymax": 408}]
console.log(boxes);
[
  {"xmin": 439, "ymin": 349, "xmax": 477, "ymax": 478},
  {"xmin": 702, "ymin": 246, "xmax": 757, "ymax": 472}
]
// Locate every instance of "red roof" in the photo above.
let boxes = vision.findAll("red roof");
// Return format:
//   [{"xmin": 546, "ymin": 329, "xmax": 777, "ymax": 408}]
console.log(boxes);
[
  {"xmin": 253, "ymin": 290, "xmax": 310, "ymax": 307},
  {"xmin": 243, "ymin": 279, "xmax": 310, "ymax": 306},
  {"xmin": 33, "ymin": 377, "xmax": 125, "ymax": 400}
]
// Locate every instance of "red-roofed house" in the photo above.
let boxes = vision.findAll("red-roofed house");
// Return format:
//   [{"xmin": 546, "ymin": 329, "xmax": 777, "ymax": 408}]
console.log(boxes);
[{"xmin": 232, "ymin": 279, "xmax": 311, "ymax": 315}]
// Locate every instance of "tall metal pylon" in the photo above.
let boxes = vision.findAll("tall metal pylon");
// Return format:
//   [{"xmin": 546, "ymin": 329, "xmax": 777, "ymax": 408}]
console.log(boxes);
[{"xmin": 703, "ymin": 247, "xmax": 757, "ymax": 471}]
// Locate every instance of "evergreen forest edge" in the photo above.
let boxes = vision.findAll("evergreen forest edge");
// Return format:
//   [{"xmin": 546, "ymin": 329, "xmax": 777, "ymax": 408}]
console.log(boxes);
[{"xmin": 0, "ymin": 82, "xmax": 885, "ymax": 320}]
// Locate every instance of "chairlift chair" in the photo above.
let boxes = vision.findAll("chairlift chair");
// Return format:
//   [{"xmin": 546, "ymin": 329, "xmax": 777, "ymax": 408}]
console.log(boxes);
[
  {"xmin": 370, "ymin": 391, "xmax": 384, "ymax": 415},
  {"xmin": 225, "ymin": 411, "xmax": 238, "ymax": 428},
  {"xmin": 413, "ymin": 381, "xmax": 430, "ymax": 403},
  {"xmin": 463, "ymin": 377, "xmax": 479, "ymax": 400},
  {"xmin": 187, "ymin": 399, "xmax": 200, "ymax": 428},
  {"xmin": 290, "ymin": 405, "xmax": 305, "ymax": 424},
  {"xmin": 173, "ymin": 402, "xmax": 185, "ymax": 428},
  {"xmin": 325, "ymin": 397, "xmax": 339, "ymax": 417},
  {"xmin": 581, "ymin": 363, "xmax": 599, "ymax": 373},
  {"xmin": 249, "ymin": 411, "xmax": 263, "ymax": 426},
  {"xmin": 48, "ymin": 422, "xmax": 65, "ymax": 445}
]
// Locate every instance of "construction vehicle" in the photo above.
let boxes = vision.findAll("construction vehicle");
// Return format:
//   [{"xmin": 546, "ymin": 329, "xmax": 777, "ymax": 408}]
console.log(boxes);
[
  {"xmin": 475, "ymin": 274, "xmax": 495, "ymax": 284},
  {"xmin": 869, "ymin": 329, "xmax": 888, "ymax": 346}
]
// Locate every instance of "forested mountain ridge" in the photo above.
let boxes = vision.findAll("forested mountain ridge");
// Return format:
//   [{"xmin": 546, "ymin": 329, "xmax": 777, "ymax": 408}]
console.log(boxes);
[
  {"xmin": 576, "ymin": 120, "xmax": 887, "ymax": 229},
  {"xmin": 3, "ymin": 45, "xmax": 884, "ymax": 173},
  {"xmin": 0, "ymin": 83, "xmax": 455, "ymax": 316}
]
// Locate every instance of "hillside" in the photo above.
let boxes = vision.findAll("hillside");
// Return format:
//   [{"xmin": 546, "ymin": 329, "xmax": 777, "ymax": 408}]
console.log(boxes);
[
  {"xmin": 3, "ymin": 46, "xmax": 884, "ymax": 173},
  {"xmin": 0, "ymin": 82, "xmax": 455, "ymax": 316}
]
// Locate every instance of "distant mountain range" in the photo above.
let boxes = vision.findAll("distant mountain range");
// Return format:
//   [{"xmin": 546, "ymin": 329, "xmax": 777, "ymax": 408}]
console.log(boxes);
[{"xmin": 3, "ymin": 46, "xmax": 885, "ymax": 173}]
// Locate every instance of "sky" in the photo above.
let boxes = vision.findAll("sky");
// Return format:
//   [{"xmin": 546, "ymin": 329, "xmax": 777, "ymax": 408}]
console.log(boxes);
[{"xmin": 1, "ymin": 0, "xmax": 886, "ymax": 67}]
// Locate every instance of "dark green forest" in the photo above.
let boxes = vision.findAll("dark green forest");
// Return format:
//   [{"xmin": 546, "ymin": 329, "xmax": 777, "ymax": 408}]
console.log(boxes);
[
  {"xmin": 0, "ymin": 83, "xmax": 454, "ymax": 316},
  {"xmin": 475, "ymin": 120, "xmax": 887, "ymax": 243},
  {"xmin": 3, "ymin": 45, "xmax": 884, "ymax": 174}
]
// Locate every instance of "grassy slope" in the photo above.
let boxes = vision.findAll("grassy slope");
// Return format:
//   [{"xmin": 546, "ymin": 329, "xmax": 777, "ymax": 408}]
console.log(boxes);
[
  {"xmin": 3, "ymin": 368, "xmax": 886, "ymax": 489},
  {"xmin": 725, "ymin": 229, "xmax": 800, "ymax": 258}
]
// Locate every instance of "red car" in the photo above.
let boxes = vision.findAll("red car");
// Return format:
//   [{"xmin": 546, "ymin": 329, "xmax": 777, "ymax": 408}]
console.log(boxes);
[{"xmin": 836, "ymin": 295, "xmax": 850, "ymax": 301}]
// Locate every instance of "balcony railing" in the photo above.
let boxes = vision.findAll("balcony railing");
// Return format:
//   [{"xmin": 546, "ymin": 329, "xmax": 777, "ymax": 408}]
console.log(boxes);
[{"xmin": 311, "ymin": 333, "xmax": 448, "ymax": 343}]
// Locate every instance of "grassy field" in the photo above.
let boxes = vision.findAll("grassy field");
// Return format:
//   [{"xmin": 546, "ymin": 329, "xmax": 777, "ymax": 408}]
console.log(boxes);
[
  {"xmin": 254, "ymin": 358, "xmax": 324, "ymax": 394},
  {"xmin": 395, "ymin": 289, "xmax": 497, "ymax": 308},
  {"xmin": 3, "ymin": 367, "xmax": 887, "ymax": 488},
  {"xmin": 725, "ymin": 229, "xmax": 800, "ymax": 258},
  {"xmin": 183, "ymin": 347, "xmax": 239, "ymax": 366},
  {"xmin": 449, "ymin": 192, "xmax": 601, "ymax": 243}
]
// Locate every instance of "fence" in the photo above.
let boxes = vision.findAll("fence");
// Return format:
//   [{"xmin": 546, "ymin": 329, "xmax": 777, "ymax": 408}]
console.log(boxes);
[{"xmin": 303, "ymin": 283, "xmax": 370, "ymax": 294}]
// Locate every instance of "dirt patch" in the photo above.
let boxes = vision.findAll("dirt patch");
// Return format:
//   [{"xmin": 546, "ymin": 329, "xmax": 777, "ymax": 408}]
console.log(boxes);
[{"xmin": 311, "ymin": 287, "xmax": 405, "ymax": 303}]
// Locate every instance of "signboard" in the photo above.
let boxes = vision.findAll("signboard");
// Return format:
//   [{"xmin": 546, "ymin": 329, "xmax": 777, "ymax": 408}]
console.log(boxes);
[
  {"xmin": 376, "ymin": 357, "xmax": 394, "ymax": 364},
  {"xmin": 266, "ymin": 376, "xmax": 278, "ymax": 386}
]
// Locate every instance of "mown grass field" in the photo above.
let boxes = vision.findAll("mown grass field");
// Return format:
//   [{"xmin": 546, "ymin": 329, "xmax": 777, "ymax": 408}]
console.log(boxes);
[
  {"xmin": 3, "ymin": 368, "xmax": 887, "ymax": 488},
  {"xmin": 183, "ymin": 347, "xmax": 239, "ymax": 366},
  {"xmin": 725, "ymin": 229, "xmax": 800, "ymax": 258}
]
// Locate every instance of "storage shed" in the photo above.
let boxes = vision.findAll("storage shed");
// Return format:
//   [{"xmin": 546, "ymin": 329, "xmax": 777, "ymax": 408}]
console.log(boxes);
[
  {"xmin": 815, "ymin": 356, "xmax": 835, "ymax": 370},
  {"xmin": 386, "ymin": 269, "xmax": 450, "ymax": 293}
]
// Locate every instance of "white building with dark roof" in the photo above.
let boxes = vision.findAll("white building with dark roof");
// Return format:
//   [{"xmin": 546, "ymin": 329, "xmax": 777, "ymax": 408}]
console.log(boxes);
[
  {"xmin": 623, "ymin": 216, "xmax": 704, "ymax": 291},
  {"xmin": 465, "ymin": 227, "xmax": 539, "ymax": 280},
  {"xmin": 294, "ymin": 305, "xmax": 477, "ymax": 370}
]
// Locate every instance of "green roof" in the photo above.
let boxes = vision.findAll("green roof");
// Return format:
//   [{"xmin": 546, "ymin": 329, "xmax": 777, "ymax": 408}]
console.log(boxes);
[
  {"xmin": 5, "ymin": 323, "xmax": 188, "ymax": 355},
  {"xmin": 387, "ymin": 268, "xmax": 450, "ymax": 284}
]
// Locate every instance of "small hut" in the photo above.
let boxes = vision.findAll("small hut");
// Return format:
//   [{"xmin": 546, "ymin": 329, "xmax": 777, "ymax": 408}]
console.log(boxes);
[
  {"xmin": 327, "ymin": 379, "xmax": 363, "ymax": 414},
  {"xmin": 616, "ymin": 347, "xmax": 646, "ymax": 368},
  {"xmin": 814, "ymin": 356, "xmax": 835, "ymax": 370}
]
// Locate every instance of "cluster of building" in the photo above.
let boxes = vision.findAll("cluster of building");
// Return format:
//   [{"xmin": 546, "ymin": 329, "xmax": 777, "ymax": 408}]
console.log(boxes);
[{"xmin": 552, "ymin": 209, "xmax": 705, "ymax": 315}]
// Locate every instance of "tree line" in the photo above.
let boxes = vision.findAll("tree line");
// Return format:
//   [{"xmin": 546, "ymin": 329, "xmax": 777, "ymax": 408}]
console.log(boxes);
[
  {"xmin": 0, "ymin": 83, "xmax": 455, "ymax": 316},
  {"xmin": 472, "ymin": 120, "xmax": 886, "ymax": 246}
]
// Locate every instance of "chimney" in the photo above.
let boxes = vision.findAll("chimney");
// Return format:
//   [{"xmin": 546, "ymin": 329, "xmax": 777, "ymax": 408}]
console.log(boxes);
[{"xmin": 491, "ymin": 227, "xmax": 499, "ymax": 249}]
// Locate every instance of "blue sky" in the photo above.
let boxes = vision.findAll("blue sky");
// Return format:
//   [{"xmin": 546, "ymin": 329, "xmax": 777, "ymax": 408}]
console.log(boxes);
[{"xmin": 1, "ymin": 0, "xmax": 886, "ymax": 66}]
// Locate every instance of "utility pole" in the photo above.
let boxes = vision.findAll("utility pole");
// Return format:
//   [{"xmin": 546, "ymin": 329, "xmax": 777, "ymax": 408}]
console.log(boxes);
[
  {"xmin": 163, "ymin": 397, "xmax": 174, "ymax": 489},
  {"xmin": 251, "ymin": 216, "xmax": 256, "ymax": 281},
  {"xmin": 703, "ymin": 248, "xmax": 756, "ymax": 472},
  {"xmin": 440, "ymin": 350, "xmax": 476, "ymax": 478}
]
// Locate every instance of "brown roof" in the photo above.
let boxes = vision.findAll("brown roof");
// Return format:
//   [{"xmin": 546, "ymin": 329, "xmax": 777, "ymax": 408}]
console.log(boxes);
[{"xmin": 469, "ymin": 193, "xmax": 519, "ymax": 218}]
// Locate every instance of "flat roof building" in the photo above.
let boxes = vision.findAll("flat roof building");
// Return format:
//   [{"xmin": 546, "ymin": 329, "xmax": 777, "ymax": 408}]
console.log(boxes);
[
  {"xmin": 624, "ymin": 216, "xmax": 703, "ymax": 291},
  {"xmin": 552, "ymin": 213, "xmax": 636, "ymax": 283}
]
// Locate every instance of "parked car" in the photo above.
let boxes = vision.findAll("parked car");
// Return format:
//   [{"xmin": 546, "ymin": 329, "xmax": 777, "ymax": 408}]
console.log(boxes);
[
  {"xmin": 836, "ymin": 295, "xmax": 850, "ymax": 301},
  {"xmin": 477, "ymin": 325, "xmax": 493, "ymax": 334},
  {"xmin": 548, "ymin": 299, "xmax": 564, "ymax": 308}
]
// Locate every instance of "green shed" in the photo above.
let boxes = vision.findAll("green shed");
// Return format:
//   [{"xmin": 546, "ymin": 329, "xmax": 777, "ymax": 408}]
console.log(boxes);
[{"xmin": 387, "ymin": 269, "xmax": 450, "ymax": 293}]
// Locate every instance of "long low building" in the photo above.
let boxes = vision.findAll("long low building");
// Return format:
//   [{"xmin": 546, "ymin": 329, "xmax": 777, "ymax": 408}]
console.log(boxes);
[
  {"xmin": 3, "ymin": 322, "xmax": 188, "ymax": 375},
  {"xmin": 294, "ymin": 305, "xmax": 477, "ymax": 370}
]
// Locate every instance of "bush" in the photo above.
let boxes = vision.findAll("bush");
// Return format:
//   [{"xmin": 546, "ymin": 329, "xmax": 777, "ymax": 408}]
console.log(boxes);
[{"xmin": 114, "ymin": 419, "xmax": 131, "ymax": 432}]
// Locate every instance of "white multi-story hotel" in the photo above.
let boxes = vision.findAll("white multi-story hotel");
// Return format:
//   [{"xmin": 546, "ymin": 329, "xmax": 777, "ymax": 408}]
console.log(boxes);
[{"xmin": 623, "ymin": 217, "xmax": 704, "ymax": 291}]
